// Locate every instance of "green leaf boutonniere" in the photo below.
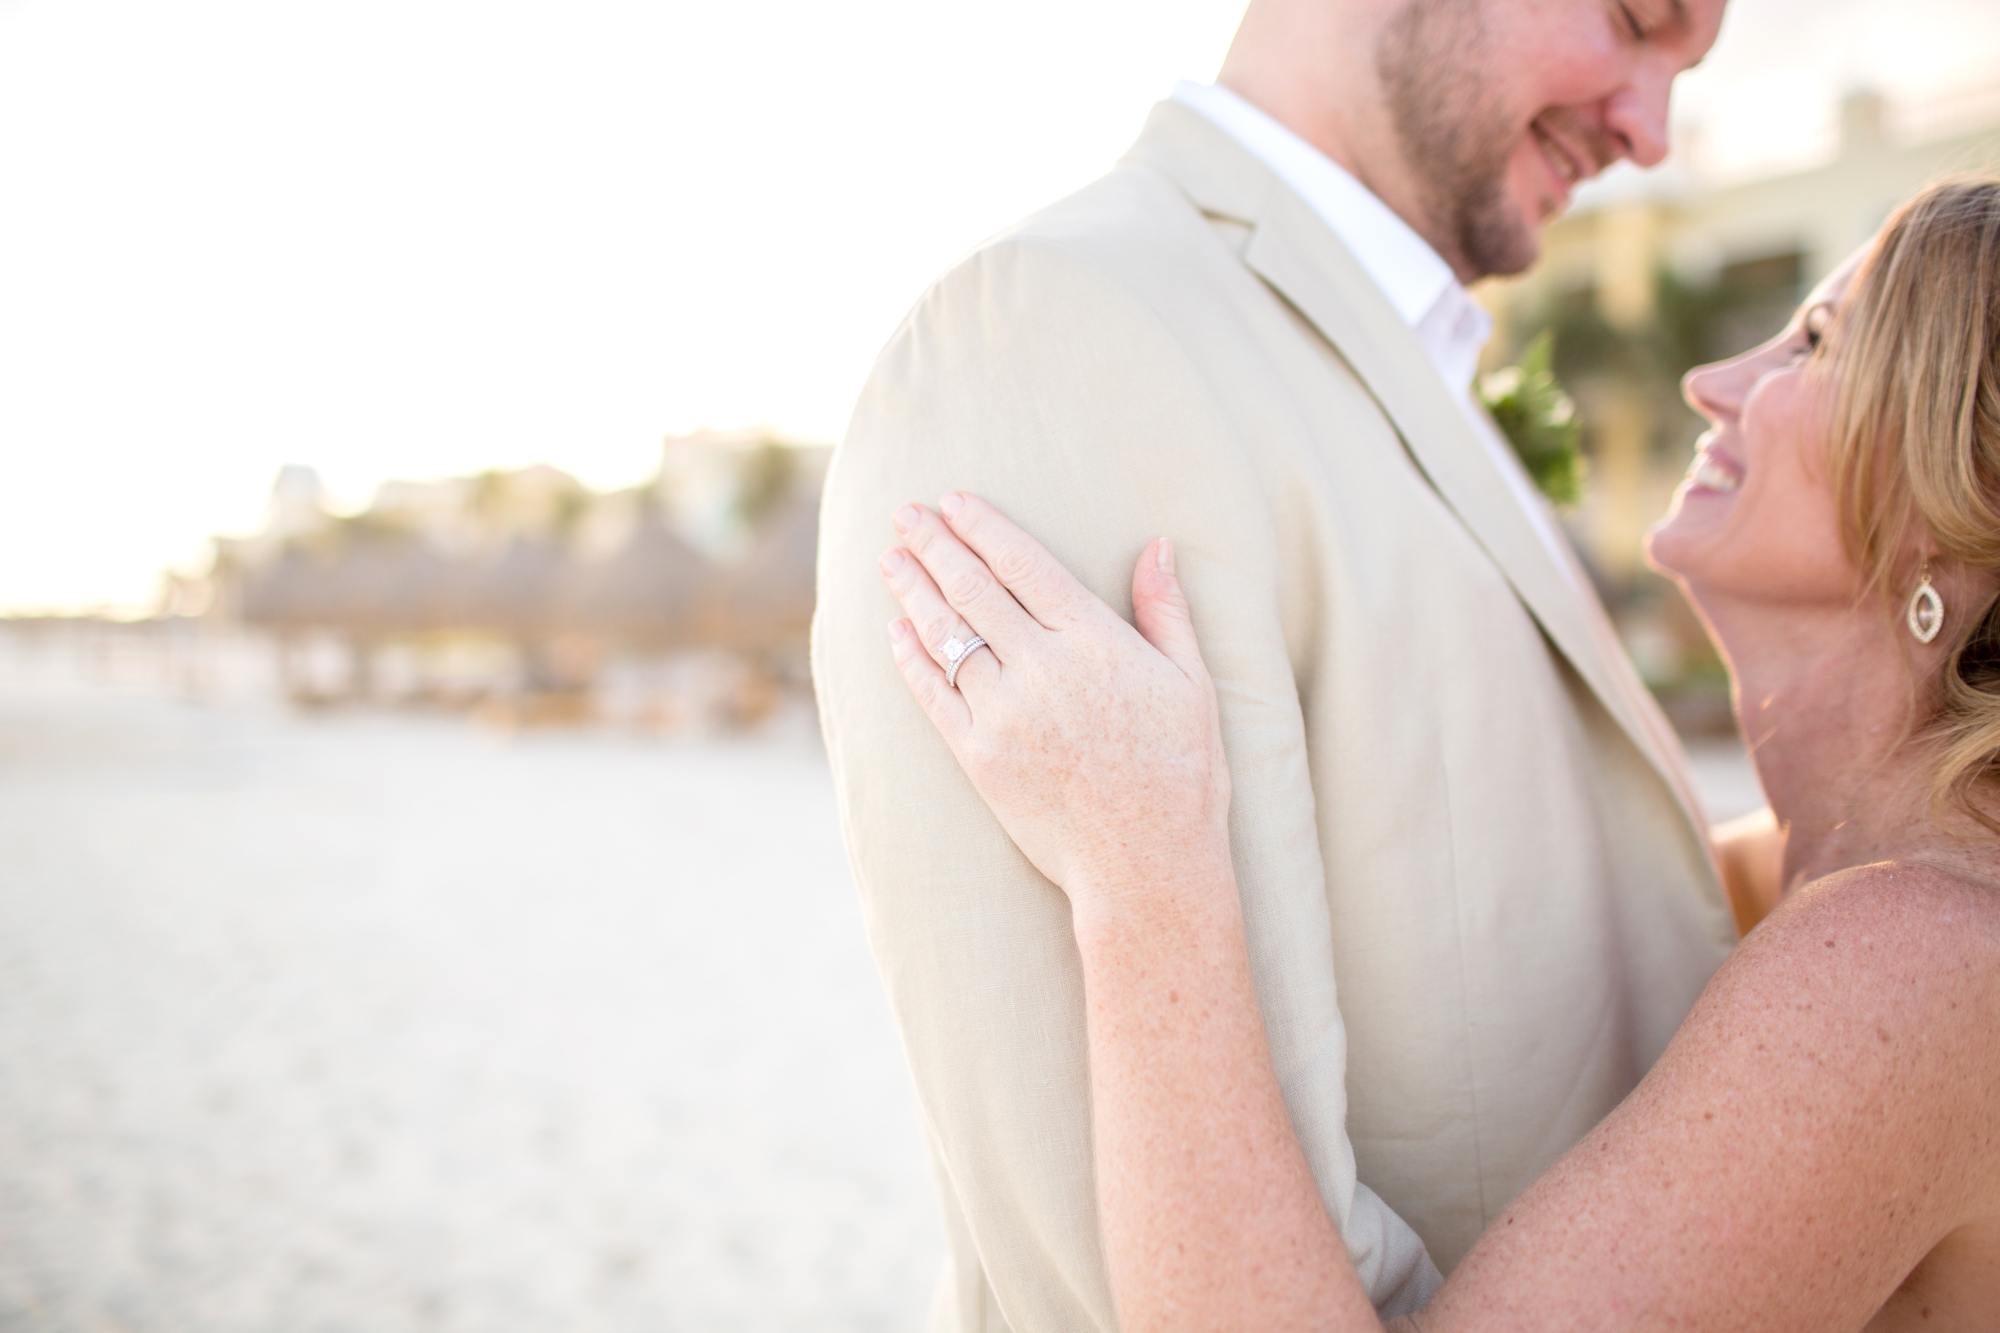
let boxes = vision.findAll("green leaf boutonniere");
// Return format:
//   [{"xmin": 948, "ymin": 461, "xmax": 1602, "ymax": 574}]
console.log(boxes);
[{"xmin": 1477, "ymin": 329, "xmax": 1586, "ymax": 509}]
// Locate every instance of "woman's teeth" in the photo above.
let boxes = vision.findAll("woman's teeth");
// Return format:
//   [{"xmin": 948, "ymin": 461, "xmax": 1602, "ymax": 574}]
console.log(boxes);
[{"xmin": 1690, "ymin": 452, "xmax": 1742, "ymax": 494}]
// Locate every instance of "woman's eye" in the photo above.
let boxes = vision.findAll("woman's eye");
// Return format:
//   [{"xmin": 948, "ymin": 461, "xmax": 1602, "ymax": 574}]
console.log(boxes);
[
  {"xmin": 1806, "ymin": 305, "xmax": 1831, "ymax": 351},
  {"xmin": 1791, "ymin": 303, "xmax": 1831, "ymax": 359},
  {"xmin": 1616, "ymin": 2, "xmax": 1646, "ymax": 39}
]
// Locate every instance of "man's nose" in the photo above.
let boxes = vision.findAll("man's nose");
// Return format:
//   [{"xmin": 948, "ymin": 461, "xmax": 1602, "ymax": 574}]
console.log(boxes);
[{"xmin": 1604, "ymin": 74, "xmax": 1673, "ymax": 169}]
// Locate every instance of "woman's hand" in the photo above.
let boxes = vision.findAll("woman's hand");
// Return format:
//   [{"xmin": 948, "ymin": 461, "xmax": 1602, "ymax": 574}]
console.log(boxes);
[
  {"xmin": 877, "ymin": 493, "xmax": 1232, "ymax": 922},
  {"xmin": 884, "ymin": 495, "xmax": 1385, "ymax": 1333}
]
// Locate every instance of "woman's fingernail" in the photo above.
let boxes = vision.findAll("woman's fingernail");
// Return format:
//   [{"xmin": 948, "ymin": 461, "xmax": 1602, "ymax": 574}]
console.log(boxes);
[
  {"xmin": 888, "ymin": 618, "xmax": 911, "ymax": 643},
  {"xmin": 1157, "ymin": 538, "xmax": 1175, "ymax": 574},
  {"xmin": 892, "ymin": 505, "xmax": 920, "ymax": 534},
  {"xmin": 879, "ymin": 548, "xmax": 907, "ymax": 575},
  {"xmin": 939, "ymin": 492, "xmax": 965, "ymax": 518}
]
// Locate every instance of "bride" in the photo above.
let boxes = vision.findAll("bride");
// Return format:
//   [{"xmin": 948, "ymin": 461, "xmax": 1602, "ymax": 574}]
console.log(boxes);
[{"xmin": 871, "ymin": 175, "xmax": 2000, "ymax": 1329}]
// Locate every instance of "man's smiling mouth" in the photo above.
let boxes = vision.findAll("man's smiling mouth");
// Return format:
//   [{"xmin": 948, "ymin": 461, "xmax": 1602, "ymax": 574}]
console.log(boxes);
[{"xmin": 1532, "ymin": 119, "xmax": 1585, "ymax": 193}]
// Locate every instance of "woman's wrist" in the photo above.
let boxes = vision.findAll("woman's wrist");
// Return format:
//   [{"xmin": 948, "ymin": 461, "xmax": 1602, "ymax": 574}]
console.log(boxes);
[{"xmin": 1067, "ymin": 848, "xmax": 1243, "ymax": 960}]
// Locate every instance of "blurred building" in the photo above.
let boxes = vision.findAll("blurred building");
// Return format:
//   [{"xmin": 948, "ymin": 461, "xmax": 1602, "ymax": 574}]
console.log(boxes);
[
  {"xmin": 1483, "ymin": 83, "xmax": 2000, "ymax": 728},
  {"xmin": 206, "ymin": 432, "xmax": 828, "ymax": 726}
]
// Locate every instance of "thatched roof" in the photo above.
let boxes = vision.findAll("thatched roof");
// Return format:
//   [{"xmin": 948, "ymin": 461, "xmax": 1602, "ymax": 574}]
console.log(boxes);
[
  {"xmin": 705, "ymin": 489, "xmax": 818, "ymax": 649},
  {"xmin": 231, "ymin": 452, "xmax": 823, "ymax": 650},
  {"xmin": 566, "ymin": 513, "xmax": 711, "ymax": 645}
]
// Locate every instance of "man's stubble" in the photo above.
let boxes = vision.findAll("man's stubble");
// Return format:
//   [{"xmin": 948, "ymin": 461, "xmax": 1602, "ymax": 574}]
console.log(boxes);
[{"xmin": 1375, "ymin": 0, "xmax": 1537, "ymax": 279}]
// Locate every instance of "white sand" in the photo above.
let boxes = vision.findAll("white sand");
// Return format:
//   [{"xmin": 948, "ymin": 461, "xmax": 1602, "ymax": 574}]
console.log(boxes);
[{"xmin": 0, "ymin": 659, "xmax": 942, "ymax": 1332}]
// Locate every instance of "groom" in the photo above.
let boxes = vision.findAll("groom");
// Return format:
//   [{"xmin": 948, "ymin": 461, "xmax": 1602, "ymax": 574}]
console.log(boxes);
[{"xmin": 816, "ymin": 0, "xmax": 1730, "ymax": 1324}]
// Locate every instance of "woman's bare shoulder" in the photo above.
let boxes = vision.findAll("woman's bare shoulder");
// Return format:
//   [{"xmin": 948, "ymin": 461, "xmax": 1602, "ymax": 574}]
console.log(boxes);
[
  {"xmin": 1749, "ymin": 857, "xmax": 2000, "ymax": 983},
  {"xmin": 1700, "ymin": 856, "xmax": 2000, "ymax": 1107}
]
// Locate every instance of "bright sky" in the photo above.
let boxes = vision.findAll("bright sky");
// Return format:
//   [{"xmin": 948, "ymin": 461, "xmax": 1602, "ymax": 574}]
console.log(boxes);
[{"xmin": 3, "ymin": 0, "xmax": 1999, "ymax": 614}]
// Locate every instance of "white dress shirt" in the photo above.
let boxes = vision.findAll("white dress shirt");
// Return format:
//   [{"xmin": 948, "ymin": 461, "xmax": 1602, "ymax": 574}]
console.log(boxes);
[{"xmin": 1170, "ymin": 81, "xmax": 1580, "ymax": 589}]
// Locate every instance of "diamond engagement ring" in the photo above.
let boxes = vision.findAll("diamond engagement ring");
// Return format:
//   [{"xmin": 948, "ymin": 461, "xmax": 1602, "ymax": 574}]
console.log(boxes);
[{"xmin": 941, "ymin": 635, "xmax": 989, "ymax": 690}]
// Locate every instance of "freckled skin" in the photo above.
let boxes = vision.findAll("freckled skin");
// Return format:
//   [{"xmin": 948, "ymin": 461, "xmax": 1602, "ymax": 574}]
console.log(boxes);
[
  {"xmin": 880, "ymin": 500, "xmax": 1234, "ymax": 916},
  {"xmin": 883, "ymin": 484, "xmax": 2000, "ymax": 1329}
]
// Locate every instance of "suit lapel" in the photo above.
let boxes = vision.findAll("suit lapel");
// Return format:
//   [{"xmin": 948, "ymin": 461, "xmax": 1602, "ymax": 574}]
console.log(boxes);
[{"xmin": 1125, "ymin": 102, "xmax": 1713, "ymax": 839}]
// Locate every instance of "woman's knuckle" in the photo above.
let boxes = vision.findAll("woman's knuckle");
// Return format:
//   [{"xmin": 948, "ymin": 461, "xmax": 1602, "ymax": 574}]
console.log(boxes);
[
  {"xmin": 990, "ymin": 547, "xmax": 1038, "ymax": 585},
  {"xmin": 945, "ymin": 567, "xmax": 989, "ymax": 604}
]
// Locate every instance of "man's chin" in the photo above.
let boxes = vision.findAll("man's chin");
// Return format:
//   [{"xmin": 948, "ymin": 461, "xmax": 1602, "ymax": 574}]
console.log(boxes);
[
  {"xmin": 1454, "ymin": 168, "xmax": 1565, "ymax": 279},
  {"xmin": 1459, "ymin": 206, "xmax": 1542, "ymax": 280}
]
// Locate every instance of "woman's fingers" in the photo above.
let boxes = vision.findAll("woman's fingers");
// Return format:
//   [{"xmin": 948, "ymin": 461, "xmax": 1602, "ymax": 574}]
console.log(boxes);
[
  {"xmin": 937, "ymin": 493, "xmax": 1097, "ymax": 631},
  {"xmin": 1130, "ymin": 538, "xmax": 1211, "ymax": 686},
  {"xmin": 892, "ymin": 503, "xmax": 1039, "ymax": 650},
  {"xmin": 887, "ymin": 617, "xmax": 972, "ymax": 741},
  {"xmin": 879, "ymin": 545, "xmax": 1001, "ymax": 693}
]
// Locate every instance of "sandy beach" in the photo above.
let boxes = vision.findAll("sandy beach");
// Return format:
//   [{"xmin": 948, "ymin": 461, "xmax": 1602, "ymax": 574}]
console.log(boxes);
[{"xmin": 0, "ymin": 652, "xmax": 941, "ymax": 1332}]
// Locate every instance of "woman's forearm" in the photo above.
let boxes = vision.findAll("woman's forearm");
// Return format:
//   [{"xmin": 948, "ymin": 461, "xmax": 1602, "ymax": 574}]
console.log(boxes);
[{"xmin": 1069, "ymin": 861, "xmax": 1383, "ymax": 1333}]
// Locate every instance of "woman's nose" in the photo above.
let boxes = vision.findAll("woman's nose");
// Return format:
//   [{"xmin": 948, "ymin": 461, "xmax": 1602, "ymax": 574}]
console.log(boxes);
[{"xmin": 1682, "ymin": 358, "xmax": 1740, "ymax": 423}]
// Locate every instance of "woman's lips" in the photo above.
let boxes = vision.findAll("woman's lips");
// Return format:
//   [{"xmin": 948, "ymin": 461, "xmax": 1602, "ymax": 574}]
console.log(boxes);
[{"xmin": 1687, "ymin": 444, "xmax": 1745, "ymax": 495}]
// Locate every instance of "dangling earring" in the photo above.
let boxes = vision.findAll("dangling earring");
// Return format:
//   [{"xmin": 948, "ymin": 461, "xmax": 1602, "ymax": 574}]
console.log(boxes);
[{"xmin": 1908, "ymin": 555, "xmax": 1945, "ymax": 644}]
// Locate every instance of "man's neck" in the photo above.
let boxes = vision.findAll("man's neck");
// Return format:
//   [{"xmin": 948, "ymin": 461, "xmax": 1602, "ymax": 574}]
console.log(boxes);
[
  {"xmin": 1214, "ymin": 72, "xmax": 1363, "ymax": 179},
  {"xmin": 1212, "ymin": 6, "xmax": 1447, "ymax": 271}
]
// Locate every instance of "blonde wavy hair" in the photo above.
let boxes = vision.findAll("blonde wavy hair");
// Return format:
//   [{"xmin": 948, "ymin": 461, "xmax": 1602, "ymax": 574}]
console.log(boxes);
[{"xmin": 1824, "ymin": 175, "xmax": 2000, "ymax": 831}]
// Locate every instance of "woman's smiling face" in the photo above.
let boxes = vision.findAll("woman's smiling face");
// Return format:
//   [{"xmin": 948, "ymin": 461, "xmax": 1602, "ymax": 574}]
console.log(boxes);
[{"xmin": 1646, "ymin": 252, "xmax": 1868, "ymax": 608}]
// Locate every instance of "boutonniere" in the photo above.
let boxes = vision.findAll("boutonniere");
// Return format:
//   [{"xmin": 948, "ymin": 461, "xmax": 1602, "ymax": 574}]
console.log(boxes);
[{"xmin": 1477, "ymin": 330, "xmax": 1585, "ymax": 509}]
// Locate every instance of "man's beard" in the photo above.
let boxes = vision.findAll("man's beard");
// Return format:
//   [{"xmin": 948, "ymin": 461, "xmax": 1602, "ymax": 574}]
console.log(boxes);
[{"xmin": 1375, "ymin": 0, "xmax": 1537, "ymax": 279}]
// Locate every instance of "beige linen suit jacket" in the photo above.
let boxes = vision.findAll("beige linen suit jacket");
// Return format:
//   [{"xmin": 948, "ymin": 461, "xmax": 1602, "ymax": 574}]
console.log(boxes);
[{"xmin": 813, "ymin": 101, "xmax": 1736, "ymax": 1331}]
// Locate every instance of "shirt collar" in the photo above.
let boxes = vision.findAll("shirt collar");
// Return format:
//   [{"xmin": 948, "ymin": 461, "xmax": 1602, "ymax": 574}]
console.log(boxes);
[{"xmin": 1170, "ymin": 80, "xmax": 1491, "ymax": 392}]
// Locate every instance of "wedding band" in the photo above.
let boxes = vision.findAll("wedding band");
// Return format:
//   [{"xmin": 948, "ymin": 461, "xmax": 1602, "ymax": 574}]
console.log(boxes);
[{"xmin": 941, "ymin": 635, "xmax": 989, "ymax": 690}]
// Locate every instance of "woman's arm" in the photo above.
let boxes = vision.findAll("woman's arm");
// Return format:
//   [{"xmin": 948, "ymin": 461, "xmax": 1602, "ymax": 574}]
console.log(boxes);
[
  {"xmin": 1068, "ymin": 816, "xmax": 1383, "ymax": 1333},
  {"xmin": 1417, "ymin": 865, "xmax": 2000, "ymax": 1330},
  {"xmin": 880, "ymin": 496, "xmax": 2000, "ymax": 1332},
  {"xmin": 879, "ymin": 496, "xmax": 1388, "ymax": 1333}
]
